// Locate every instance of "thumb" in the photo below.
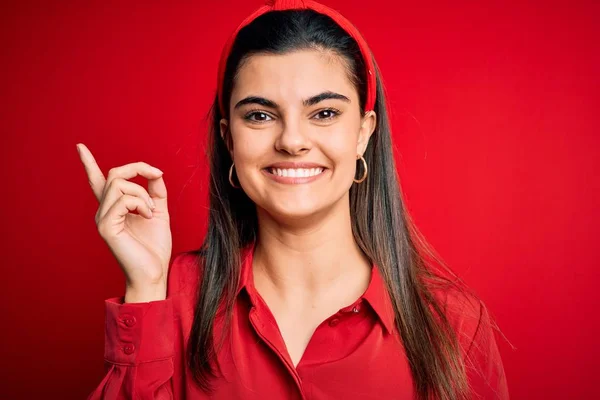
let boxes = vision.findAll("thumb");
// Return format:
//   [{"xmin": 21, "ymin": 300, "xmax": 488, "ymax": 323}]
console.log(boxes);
[{"xmin": 148, "ymin": 175, "xmax": 168, "ymax": 209}]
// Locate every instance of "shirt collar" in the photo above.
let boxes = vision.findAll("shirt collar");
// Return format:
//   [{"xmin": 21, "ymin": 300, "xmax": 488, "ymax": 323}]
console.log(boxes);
[
  {"xmin": 236, "ymin": 241, "xmax": 257, "ymax": 299},
  {"xmin": 361, "ymin": 262, "xmax": 396, "ymax": 335},
  {"xmin": 235, "ymin": 241, "xmax": 396, "ymax": 335}
]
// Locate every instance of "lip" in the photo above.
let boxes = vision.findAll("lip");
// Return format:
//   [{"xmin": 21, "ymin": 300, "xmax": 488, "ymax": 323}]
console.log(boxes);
[
  {"xmin": 262, "ymin": 162, "xmax": 327, "ymax": 184},
  {"xmin": 265, "ymin": 162, "xmax": 327, "ymax": 169}
]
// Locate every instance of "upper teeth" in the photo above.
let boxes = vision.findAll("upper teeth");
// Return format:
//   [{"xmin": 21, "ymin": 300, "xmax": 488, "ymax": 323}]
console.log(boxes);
[{"xmin": 270, "ymin": 168, "xmax": 324, "ymax": 177}]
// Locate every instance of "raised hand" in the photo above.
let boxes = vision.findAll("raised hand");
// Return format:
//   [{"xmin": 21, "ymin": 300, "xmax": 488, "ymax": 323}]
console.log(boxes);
[{"xmin": 77, "ymin": 143, "xmax": 172, "ymax": 302}]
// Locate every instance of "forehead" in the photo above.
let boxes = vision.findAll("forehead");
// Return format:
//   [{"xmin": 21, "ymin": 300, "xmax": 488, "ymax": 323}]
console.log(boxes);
[{"xmin": 232, "ymin": 49, "xmax": 357, "ymax": 105}]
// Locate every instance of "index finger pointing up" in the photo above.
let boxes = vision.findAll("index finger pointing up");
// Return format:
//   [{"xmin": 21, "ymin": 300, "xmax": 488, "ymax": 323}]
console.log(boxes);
[{"xmin": 76, "ymin": 143, "xmax": 106, "ymax": 202}]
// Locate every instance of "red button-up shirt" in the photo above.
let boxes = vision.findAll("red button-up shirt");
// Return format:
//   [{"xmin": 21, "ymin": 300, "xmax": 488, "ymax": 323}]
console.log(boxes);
[{"xmin": 87, "ymin": 244, "xmax": 509, "ymax": 399}]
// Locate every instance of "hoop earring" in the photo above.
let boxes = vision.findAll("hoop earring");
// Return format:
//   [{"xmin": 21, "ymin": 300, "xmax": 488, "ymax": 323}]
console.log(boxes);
[
  {"xmin": 354, "ymin": 155, "xmax": 368, "ymax": 183},
  {"xmin": 229, "ymin": 163, "xmax": 240, "ymax": 188}
]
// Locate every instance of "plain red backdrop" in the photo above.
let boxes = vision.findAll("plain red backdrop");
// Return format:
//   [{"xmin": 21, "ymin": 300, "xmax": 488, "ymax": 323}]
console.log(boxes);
[{"xmin": 1, "ymin": 0, "xmax": 598, "ymax": 398}]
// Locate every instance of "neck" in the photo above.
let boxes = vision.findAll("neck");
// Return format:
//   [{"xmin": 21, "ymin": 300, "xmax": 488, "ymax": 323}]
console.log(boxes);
[{"xmin": 252, "ymin": 196, "xmax": 371, "ymax": 307}]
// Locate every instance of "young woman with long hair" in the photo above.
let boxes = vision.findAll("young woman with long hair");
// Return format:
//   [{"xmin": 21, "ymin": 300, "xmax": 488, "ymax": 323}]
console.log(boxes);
[{"xmin": 81, "ymin": 1, "xmax": 508, "ymax": 398}]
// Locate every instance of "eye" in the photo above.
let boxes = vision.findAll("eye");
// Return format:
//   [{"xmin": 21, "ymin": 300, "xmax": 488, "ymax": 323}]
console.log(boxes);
[
  {"xmin": 244, "ymin": 110, "xmax": 273, "ymax": 123},
  {"xmin": 313, "ymin": 108, "xmax": 341, "ymax": 120}
]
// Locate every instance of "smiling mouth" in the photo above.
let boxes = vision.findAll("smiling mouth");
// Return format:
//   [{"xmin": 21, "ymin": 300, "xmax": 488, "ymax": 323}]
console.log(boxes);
[{"xmin": 267, "ymin": 167, "xmax": 325, "ymax": 178}]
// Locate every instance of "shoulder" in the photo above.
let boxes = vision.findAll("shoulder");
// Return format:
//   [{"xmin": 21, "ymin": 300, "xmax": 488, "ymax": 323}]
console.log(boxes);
[
  {"xmin": 433, "ymin": 286, "xmax": 509, "ymax": 398},
  {"xmin": 166, "ymin": 249, "xmax": 203, "ymax": 298},
  {"xmin": 432, "ymin": 286, "xmax": 494, "ymax": 358}
]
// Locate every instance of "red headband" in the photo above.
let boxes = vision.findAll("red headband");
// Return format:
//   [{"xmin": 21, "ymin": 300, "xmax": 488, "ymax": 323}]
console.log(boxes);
[{"xmin": 216, "ymin": 0, "xmax": 377, "ymax": 117}]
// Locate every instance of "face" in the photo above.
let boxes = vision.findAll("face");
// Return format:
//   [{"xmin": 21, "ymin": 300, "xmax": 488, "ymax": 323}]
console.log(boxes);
[{"xmin": 221, "ymin": 49, "xmax": 376, "ymax": 221}]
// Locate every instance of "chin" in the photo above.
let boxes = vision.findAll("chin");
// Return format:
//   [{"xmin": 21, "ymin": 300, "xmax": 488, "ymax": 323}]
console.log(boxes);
[{"xmin": 262, "ymin": 199, "xmax": 328, "ymax": 221}]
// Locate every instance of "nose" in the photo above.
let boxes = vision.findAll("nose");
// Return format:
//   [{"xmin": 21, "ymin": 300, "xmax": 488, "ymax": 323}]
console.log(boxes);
[{"xmin": 274, "ymin": 117, "xmax": 311, "ymax": 156}]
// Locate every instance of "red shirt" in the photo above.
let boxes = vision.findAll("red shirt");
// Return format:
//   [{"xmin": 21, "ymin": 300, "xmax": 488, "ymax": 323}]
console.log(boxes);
[{"xmin": 87, "ymin": 244, "xmax": 509, "ymax": 399}]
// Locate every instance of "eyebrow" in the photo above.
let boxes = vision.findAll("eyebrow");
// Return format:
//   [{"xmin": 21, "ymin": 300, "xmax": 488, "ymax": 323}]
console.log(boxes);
[{"xmin": 233, "ymin": 91, "xmax": 351, "ymax": 110}]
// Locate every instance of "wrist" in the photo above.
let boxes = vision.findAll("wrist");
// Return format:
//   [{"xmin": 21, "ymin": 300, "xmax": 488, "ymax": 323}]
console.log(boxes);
[{"xmin": 124, "ymin": 281, "xmax": 167, "ymax": 303}]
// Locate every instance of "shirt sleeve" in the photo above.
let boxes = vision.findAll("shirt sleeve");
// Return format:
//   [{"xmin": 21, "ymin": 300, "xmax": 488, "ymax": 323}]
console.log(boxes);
[
  {"xmin": 87, "ymin": 252, "xmax": 198, "ymax": 400},
  {"xmin": 462, "ymin": 299, "xmax": 510, "ymax": 400}
]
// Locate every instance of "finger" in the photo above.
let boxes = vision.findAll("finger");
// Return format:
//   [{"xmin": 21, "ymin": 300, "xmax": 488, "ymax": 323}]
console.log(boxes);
[
  {"xmin": 97, "ymin": 178, "xmax": 155, "ymax": 221},
  {"xmin": 77, "ymin": 143, "xmax": 107, "ymax": 202},
  {"xmin": 104, "ymin": 162, "xmax": 163, "ymax": 199},
  {"xmin": 97, "ymin": 195, "xmax": 153, "ymax": 235},
  {"xmin": 148, "ymin": 174, "xmax": 167, "ymax": 206}
]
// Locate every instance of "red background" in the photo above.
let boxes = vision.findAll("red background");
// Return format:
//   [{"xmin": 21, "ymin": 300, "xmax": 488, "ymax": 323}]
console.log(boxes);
[{"xmin": 1, "ymin": 0, "xmax": 598, "ymax": 398}]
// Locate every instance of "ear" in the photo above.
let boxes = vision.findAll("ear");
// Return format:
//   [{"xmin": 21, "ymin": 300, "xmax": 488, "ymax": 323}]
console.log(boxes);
[
  {"xmin": 356, "ymin": 110, "xmax": 377, "ymax": 156},
  {"xmin": 220, "ymin": 118, "xmax": 234, "ymax": 159}
]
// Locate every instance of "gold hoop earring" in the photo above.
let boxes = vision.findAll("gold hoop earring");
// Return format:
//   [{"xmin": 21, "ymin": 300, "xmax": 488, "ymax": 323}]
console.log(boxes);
[
  {"xmin": 229, "ymin": 163, "xmax": 240, "ymax": 188},
  {"xmin": 354, "ymin": 155, "xmax": 368, "ymax": 183}
]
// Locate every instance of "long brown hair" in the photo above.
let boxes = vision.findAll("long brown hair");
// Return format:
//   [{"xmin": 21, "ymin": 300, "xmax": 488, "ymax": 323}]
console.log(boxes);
[{"xmin": 187, "ymin": 9, "xmax": 483, "ymax": 399}]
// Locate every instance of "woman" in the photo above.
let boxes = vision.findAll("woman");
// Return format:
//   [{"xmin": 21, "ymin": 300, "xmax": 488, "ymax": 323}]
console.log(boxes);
[{"xmin": 81, "ymin": 0, "xmax": 508, "ymax": 399}]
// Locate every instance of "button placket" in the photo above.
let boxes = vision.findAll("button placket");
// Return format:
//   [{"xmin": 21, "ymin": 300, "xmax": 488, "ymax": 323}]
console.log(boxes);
[{"xmin": 119, "ymin": 313, "xmax": 137, "ymax": 356}]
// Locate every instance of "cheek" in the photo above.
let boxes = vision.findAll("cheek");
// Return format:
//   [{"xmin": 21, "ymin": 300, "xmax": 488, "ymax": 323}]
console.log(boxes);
[
  {"xmin": 318, "ymin": 128, "xmax": 360, "ymax": 171},
  {"xmin": 231, "ymin": 127, "xmax": 269, "ymax": 166},
  {"xmin": 229, "ymin": 126, "xmax": 274, "ymax": 194}
]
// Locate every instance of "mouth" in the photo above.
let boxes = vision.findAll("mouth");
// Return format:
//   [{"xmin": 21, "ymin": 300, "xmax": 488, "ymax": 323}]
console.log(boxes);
[
  {"xmin": 262, "ymin": 163, "xmax": 327, "ymax": 184},
  {"xmin": 267, "ymin": 167, "xmax": 325, "ymax": 178}
]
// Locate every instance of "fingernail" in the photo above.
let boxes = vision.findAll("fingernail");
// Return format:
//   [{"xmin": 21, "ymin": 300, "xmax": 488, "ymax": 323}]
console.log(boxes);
[
  {"xmin": 153, "ymin": 167, "xmax": 163, "ymax": 174},
  {"xmin": 148, "ymin": 197, "xmax": 156, "ymax": 209}
]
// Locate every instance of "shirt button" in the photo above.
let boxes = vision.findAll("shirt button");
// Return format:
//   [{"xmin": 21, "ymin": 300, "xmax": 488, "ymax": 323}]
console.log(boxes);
[
  {"xmin": 352, "ymin": 305, "xmax": 361, "ymax": 313},
  {"xmin": 119, "ymin": 314, "xmax": 136, "ymax": 328},
  {"xmin": 123, "ymin": 344, "xmax": 135, "ymax": 355},
  {"xmin": 329, "ymin": 318, "xmax": 340, "ymax": 327}
]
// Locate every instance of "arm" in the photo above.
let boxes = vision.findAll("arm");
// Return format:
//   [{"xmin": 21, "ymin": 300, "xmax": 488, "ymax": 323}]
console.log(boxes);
[
  {"xmin": 87, "ymin": 252, "xmax": 198, "ymax": 399},
  {"xmin": 464, "ymin": 300, "xmax": 510, "ymax": 400},
  {"xmin": 87, "ymin": 297, "xmax": 175, "ymax": 400}
]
